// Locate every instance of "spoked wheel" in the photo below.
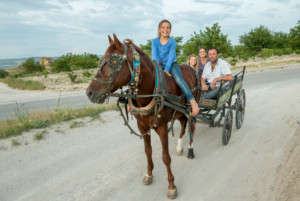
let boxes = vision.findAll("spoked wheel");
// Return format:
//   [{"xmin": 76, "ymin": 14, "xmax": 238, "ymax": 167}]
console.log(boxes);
[
  {"xmin": 235, "ymin": 89, "xmax": 246, "ymax": 129},
  {"xmin": 222, "ymin": 109, "xmax": 233, "ymax": 145}
]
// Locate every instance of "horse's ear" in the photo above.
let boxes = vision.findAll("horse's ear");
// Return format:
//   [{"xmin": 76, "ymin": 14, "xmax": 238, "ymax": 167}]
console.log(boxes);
[
  {"xmin": 108, "ymin": 35, "xmax": 114, "ymax": 45},
  {"xmin": 113, "ymin": 33, "xmax": 124, "ymax": 52}
]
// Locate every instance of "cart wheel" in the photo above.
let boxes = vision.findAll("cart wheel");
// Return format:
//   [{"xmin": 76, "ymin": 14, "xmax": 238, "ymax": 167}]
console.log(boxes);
[
  {"xmin": 222, "ymin": 109, "xmax": 233, "ymax": 145},
  {"xmin": 235, "ymin": 89, "xmax": 246, "ymax": 129}
]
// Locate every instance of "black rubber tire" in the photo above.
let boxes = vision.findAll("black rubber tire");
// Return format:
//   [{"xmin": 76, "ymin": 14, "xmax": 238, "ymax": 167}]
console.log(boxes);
[
  {"xmin": 235, "ymin": 89, "xmax": 246, "ymax": 129},
  {"xmin": 222, "ymin": 109, "xmax": 233, "ymax": 145}
]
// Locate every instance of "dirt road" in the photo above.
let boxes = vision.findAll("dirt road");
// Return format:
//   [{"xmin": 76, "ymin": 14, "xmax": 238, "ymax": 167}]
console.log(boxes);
[{"xmin": 1, "ymin": 66, "xmax": 300, "ymax": 201}]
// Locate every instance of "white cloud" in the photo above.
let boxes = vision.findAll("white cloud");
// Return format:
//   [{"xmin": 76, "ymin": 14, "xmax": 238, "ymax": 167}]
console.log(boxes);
[{"xmin": 0, "ymin": 0, "xmax": 299, "ymax": 59}]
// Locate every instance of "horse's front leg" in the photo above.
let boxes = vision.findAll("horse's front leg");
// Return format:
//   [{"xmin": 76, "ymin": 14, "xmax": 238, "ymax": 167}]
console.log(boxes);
[
  {"xmin": 156, "ymin": 124, "xmax": 177, "ymax": 199},
  {"xmin": 138, "ymin": 123, "xmax": 154, "ymax": 185}
]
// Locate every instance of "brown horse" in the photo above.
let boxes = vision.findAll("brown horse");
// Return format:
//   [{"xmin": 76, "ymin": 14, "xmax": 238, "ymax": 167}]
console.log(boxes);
[{"xmin": 86, "ymin": 34, "xmax": 198, "ymax": 199}]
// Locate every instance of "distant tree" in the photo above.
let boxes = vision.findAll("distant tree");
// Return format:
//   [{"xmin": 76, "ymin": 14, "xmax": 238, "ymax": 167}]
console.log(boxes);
[
  {"xmin": 140, "ymin": 39, "xmax": 152, "ymax": 58},
  {"xmin": 51, "ymin": 54, "xmax": 72, "ymax": 72},
  {"xmin": 232, "ymin": 45, "xmax": 246, "ymax": 60},
  {"xmin": 289, "ymin": 20, "xmax": 300, "ymax": 50},
  {"xmin": 271, "ymin": 31, "xmax": 289, "ymax": 49},
  {"xmin": 239, "ymin": 25, "xmax": 273, "ymax": 56},
  {"xmin": 173, "ymin": 36, "xmax": 183, "ymax": 57},
  {"xmin": 182, "ymin": 23, "xmax": 232, "ymax": 57},
  {"xmin": 51, "ymin": 53, "xmax": 99, "ymax": 72},
  {"xmin": 21, "ymin": 58, "xmax": 45, "ymax": 74}
]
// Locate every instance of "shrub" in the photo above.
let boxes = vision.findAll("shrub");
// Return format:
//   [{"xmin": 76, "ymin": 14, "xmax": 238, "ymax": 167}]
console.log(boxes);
[
  {"xmin": 51, "ymin": 56, "xmax": 71, "ymax": 72},
  {"xmin": 259, "ymin": 48, "xmax": 273, "ymax": 58},
  {"xmin": 83, "ymin": 71, "xmax": 92, "ymax": 77},
  {"xmin": 68, "ymin": 73, "xmax": 77, "ymax": 83},
  {"xmin": 21, "ymin": 58, "xmax": 45, "ymax": 74},
  {"xmin": 295, "ymin": 49, "xmax": 300, "ymax": 54},
  {"xmin": 51, "ymin": 53, "xmax": 99, "ymax": 73},
  {"xmin": 273, "ymin": 49, "xmax": 283, "ymax": 56},
  {"xmin": 43, "ymin": 70, "xmax": 49, "ymax": 78},
  {"xmin": 0, "ymin": 69, "xmax": 9, "ymax": 78},
  {"xmin": 282, "ymin": 48, "xmax": 293, "ymax": 55},
  {"xmin": 241, "ymin": 54, "xmax": 250, "ymax": 61},
  {"xmin": 229, "ymin": 58, "xmax": 238, "ymax": 66}
]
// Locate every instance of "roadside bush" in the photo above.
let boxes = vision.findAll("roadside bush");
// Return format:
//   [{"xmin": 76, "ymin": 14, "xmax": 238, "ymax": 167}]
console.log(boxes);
[
  {"xmin": 241, "ymin": 54, "xmax": 250, "ymax": 61},
  {"xmin": 229, "ymin": 58, "xmax": 238, "ymax": 66},
  {"xmin": 51, "ymin": 56, "xmax": 71, "ymax": 72},
  {"xmin": 0, "ymin": 69, "xmax": 9, "ymax": 78},
  {"xmin": 273, "ymin": 49, "xmax": 283, "ymax": 56},
  {"xmin": 259, "ymin": 48, "xmax": 273, "ymax": 58},
  {"xmin": 282, "ymin": 48, "xmax": 293, "ymax": 55},
  {"xmin": 83, "ymin": 71, "xmax": 92, "ymax": 77},
  {"xmin": 21, "ymin": 58, "xmax": 45, "ymax": 74},
  {"xmin": 51, "ymin": 53, "xmax": 99, "ymax": 73},
  {"xmin": 68, "ymin": 73, "xmax": 77, "ymax": 83},
  {"xmin": 295, "ymin": 49, "xmax": 300, "ymax": 54}
]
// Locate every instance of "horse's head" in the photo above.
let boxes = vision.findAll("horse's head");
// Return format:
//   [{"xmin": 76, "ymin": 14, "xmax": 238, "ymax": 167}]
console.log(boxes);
[{"xmin": 86, "ymin": 34, "xmax": 133, "ymax": 103}]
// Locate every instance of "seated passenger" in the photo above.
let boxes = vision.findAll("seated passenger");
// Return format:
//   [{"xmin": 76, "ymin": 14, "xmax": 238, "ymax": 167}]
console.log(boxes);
[
  {"xmin": 186, "ymin": 54, "xmax": 198, "ymax": 72},
  {"xmin": 201, "ymin": 48, "xmax": 233, "ymax": 99},
  {"xmin": 197, "ymin": 48, "xmax": 210, "ymax": 78}
]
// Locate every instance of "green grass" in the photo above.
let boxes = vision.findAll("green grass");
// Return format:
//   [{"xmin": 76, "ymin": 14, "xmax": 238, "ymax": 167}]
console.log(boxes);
[
  {"xmin": 0, "ymin": 77, "xmax": 46, "ymax": 90},
  {"xmin": 11, "ymin": 139, "xmax": 21, "ymax": 146},
  {"xmin": 34, "ymin": 130, "xmax": 48, "ymax": 140},
  {"xmin": 0, "ymin": 103, "xmax": 119, "ymax": 139},
  {"xmin": 69, "ymin": 121, "xmax": 84, "ymax": 128}
]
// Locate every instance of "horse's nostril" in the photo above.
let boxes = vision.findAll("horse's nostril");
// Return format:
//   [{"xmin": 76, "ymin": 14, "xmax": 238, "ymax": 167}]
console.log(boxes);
[{"xmin": 86, "ymin": 89, "xmax": 93, "ymax": 99}]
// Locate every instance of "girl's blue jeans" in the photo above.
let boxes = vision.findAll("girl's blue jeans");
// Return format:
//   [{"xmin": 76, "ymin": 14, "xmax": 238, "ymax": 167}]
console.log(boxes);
[{"xmin": 169, "ymin": 62, "xmax": 194, "ymax": 101}]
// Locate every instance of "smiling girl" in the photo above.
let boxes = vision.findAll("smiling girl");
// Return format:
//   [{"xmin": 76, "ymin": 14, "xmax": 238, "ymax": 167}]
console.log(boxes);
[{"xmin": 152, "ymin": 20, "xmax": 199, "ymax": 116}]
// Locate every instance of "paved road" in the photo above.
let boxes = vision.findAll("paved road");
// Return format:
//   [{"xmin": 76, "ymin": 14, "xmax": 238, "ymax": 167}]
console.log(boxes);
[{"xmin": 0, "ymin": 91, "xmax": 91, "ymax": 120}]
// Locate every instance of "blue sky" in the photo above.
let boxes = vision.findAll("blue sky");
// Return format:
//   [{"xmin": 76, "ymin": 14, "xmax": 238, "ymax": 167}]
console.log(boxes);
[{"xmin": 0, "ymin": 0, "xmax": 299, "ymax": 59}]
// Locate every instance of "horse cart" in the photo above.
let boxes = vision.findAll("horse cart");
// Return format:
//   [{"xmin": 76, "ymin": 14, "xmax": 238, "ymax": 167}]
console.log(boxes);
[
  {"xmin": 162, "ymin": 66, "xmax": 246, "ymax": 148},
  {"xmin": 196, "ymin": 66, "xmax": 246, "ymax": 145}
]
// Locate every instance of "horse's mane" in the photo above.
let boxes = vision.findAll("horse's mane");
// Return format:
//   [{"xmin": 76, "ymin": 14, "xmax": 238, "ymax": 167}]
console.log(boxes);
[{"xmin": 123, "ymin": 39, "xmax": 153, "ymax": 67}]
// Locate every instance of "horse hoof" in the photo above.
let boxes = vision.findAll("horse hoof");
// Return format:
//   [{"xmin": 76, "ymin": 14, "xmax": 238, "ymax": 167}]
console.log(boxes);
[
  {"xmin": 176, "ymin": 148, "xmax": 183, "ymax": 156},
  {"xmin": 167, "ymin": 188, "xmax": 177, "ymax": 199},
  {"xmin": 143, "ymin": 174, "xmax": 153, "ymax": 185},
  {"xmin": 187, "ymin": 148, "xmax": 194, "ymax": 159}
]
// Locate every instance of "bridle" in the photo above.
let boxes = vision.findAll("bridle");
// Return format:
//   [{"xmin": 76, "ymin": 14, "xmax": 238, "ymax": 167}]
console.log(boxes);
[{"xmin": 92, "ymin": 43, "xmax": 141, "ymax": 98}]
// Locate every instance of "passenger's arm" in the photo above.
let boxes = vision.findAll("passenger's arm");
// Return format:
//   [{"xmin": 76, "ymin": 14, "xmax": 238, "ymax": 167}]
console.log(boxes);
[
  {"xmin": 201, "ymin": 77, "xmax": 209, "ymax": 91},
  {"xmin": 211, "ymin": 74, "xmax": 233, "ymax": 89}
]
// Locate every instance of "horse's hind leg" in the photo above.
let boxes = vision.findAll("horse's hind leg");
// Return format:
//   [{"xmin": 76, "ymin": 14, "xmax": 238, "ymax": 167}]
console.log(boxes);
[
  {"xmin": 176, "ymin": 115, "xmax": 188, "ymax": 156},
  {"xmin": 187, "ymin": 117, "xmax": 196, "ymax": 159},
  {"xmin": 156, "ymin": 125, "xmax": 177, "ymax": 199}
]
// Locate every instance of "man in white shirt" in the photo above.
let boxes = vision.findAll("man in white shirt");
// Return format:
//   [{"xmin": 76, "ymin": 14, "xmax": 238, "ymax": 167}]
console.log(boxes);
[{"xmin": 201, "ymin": 48, "xmax": 233, "ymax": 99}]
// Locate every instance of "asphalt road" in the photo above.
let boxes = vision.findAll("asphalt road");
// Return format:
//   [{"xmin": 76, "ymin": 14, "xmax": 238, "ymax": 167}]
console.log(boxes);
[{"xmin": 0, "ymin": 91, "xmax": 91, "ymax": 120}]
